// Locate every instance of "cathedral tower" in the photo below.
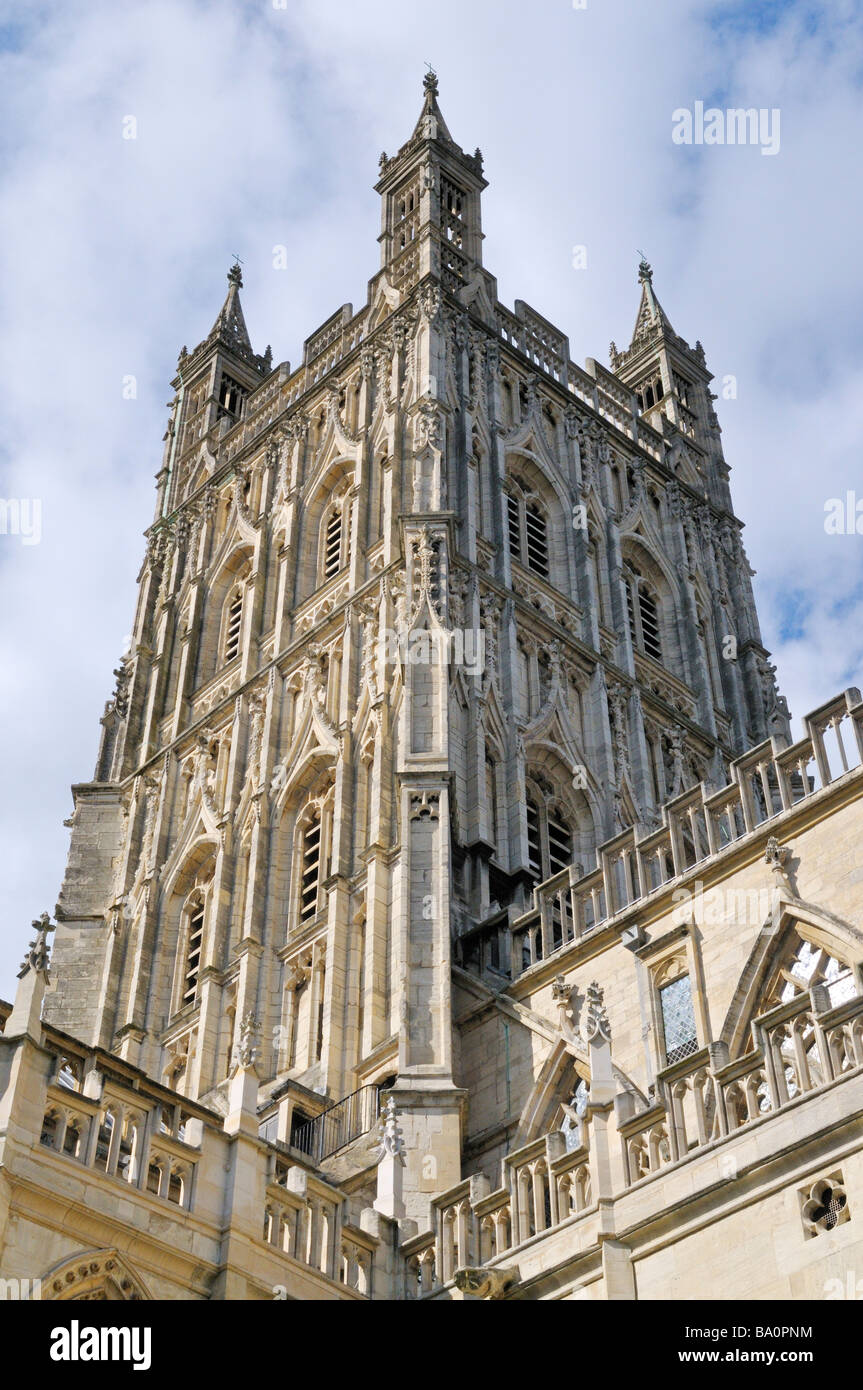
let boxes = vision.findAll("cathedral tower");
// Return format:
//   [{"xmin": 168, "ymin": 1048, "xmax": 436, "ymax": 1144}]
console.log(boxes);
[{"xmin": 43, "ymin": 76, "xmax": 787, "ymax": 1222}]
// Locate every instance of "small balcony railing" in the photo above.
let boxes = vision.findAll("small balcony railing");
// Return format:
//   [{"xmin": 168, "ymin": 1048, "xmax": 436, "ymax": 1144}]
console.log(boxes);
[{"xmin": 291, "ymin": 1085, "xmax": 382, "ymax": 1164}]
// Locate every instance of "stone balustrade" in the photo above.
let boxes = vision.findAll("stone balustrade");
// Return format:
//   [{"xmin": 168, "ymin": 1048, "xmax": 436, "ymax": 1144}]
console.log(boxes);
[
  {"xmin": 511, "ymin": 687, "xmax": 863, "ymax": 979},
  {"xmin": 618, "ymin": 987, "xmax": 863, "ymax": 1188},
  {"xmin": 38, "ymin": 1048, "xmax": 201, "ymax": 1212},
  {"xmin": 402, "ymin": 1125, "xmax": 594, "ymax": 1298},
  {"xmin": 7, "ymin": 1018, "xmax": 387, "ymax": 1299},
  {"xmin": 263, "ymin": 1163, "xmax": 344, "ymax": 1283}
]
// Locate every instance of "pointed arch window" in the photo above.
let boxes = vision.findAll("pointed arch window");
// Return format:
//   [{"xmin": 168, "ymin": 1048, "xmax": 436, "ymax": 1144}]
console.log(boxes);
[
  {"xmin": 526, "ymin": 797, "xmax": 543, "ymax": 880},
  {"xmin": 547, "ymin": 804, "xmax": 573, "ymax": 876},
  {"xmin": 324, "ymin": 508, "xmax": 343, "ymax": 580},
  {"xmin": 181, "ymin": 898, "xmax": 206, "ymax": 1009},
  {"xmin": 288, "ymin": 788, "xmax": 335, "ymax": 936},
  {"xmin": 63, "ymin": 1120, "xmax": 83, "ymax": 1158},
  {"xmin": 318, "ymin": 486, "xmax": 352, "ymax": 585},
  {"xmin": 624, "ymin": 564, "xmax": 662, "ymax": 662},
  {"xmin": 526, "ymin": 792, "xmax": 573, "ymax": 884},
  {"xmin": 93, "ymin": 1110, "xmax": 116, "ymax": 1172},
  {"xmin": 300, "ymin": 813, "xmax": 323, "ymax": 924},
  {"xmin": 507, "ymin": 483, "xmax": 550, "ymax": 580},
  {"xmin": 525, "ymin": 504, "xmax": 550, "ymax": 577},
  {"xmin": 394, "ymin": 178, "xmax": 420, "ymax": 252},
  {"xmin": 766, "ymin": 931, "xmax": 857, "ymax": 1012},
  {"xmin": 171, "ymin": 895, "xmax": 207, "ymax": 1017},
  {"xmin": 223, "ymin": 587, "xmax": 244, "ymax": 664},
  {"xmin": 55, "ymin": 1056, "xmax": 82, "ymax": 1091},
  {"xmin": 218, "ymin": 372, "xmax": 246, "ymax": 422},
  {"xmin": 659, "ymin": 975, "xmax": 698, "ymax": 1065},
  {"xmin": 732, "ymin": 925, "xmax": 862, "ymax": 1093},
  {"xmin": 635, "ymin": 374, "xmax": 664, "ymax": 413},
  {"xmin": 507, "ymin": 494, "xmax": 521, "ymax": 560}
]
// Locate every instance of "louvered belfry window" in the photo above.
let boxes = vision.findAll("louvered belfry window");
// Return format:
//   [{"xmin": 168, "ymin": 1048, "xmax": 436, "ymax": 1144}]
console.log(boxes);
[
  {"xmin": 224, "ymin": 592, "xmax": 243, "ymax": 663},
  {"xmin": 526, "ymin": 795, "xmax": 573, "ymax": 884},
  {"xmin": 183, "ymin": 905, "xmax": 205, "ymax": 1007},
  {"xmin": 324, "ymin": 508, "xmax": 342, "ymax": 580},
  {"xmin": 508, "ymin": 488, "xmax": 550, "ymax": 580},
  {"xmin": 547, "ymin": 806, "xmax": 573, "ymax": 876},
  {"xmin": 300, "ymin": 815, "xmax": 322, "ymax": 923},
  {"xmin": 625, "ymin": 565, "xmax": 662, "ymax": 662},
  {"xmin": 638, "ymin": 587, "xmax": 662, "ymax": 660},
  {"xmin": 526, "ymin": 798, "xmax": 543, "ymax": 881},
  {"xmin": 524, "ymin": 504, "xmax": 549, "ymax": 578},
  {"xmin": 507, "ymin": 495, "xmax": 522, "ymax": 562}
]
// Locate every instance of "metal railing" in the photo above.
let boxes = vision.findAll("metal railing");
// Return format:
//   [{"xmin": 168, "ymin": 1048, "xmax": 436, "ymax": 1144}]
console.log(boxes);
[{"xmin": 291, "ymin": 1085, "xmax": 382, "ymax": 1164}]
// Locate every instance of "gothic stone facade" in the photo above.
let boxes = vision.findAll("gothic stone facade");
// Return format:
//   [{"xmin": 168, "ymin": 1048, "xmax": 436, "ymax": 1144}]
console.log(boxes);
[{"xmin": 1, "ymin": 77, "xmax": 861, "ymax": 1302}]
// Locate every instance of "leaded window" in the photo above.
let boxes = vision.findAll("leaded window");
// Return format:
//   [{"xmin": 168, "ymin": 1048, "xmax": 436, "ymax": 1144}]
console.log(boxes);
[
  {"xmin": 659, "ymin": 974, "xmax": 698, "ymax": 1065},
  {"xmin": 771, "ymin": 935, "xmax": 857, "ymax": 1010}
]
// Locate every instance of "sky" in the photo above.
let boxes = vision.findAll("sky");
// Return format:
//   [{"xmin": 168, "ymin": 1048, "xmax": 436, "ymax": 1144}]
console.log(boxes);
[{"xmin": 1, "ymin": 0, "xmax": 862, "ymax": 997}]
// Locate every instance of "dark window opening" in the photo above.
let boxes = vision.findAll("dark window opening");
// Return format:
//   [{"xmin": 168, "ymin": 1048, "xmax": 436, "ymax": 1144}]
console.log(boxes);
[
  {"xmin": 300, "ymin": 819, "xmax": 322, "ymax": 922},
  {"xmin": 183, "ymin": 906, "xmax": 205, "ymax": 1007},
  {"xmin": 324, "ymin": 509, "xmax": 342, "ymax": 579},
  {"xmin": 224, "ymin": 592, "xmax": 243, "ymax": 663},
  {"xmin": 526, "ymin": 798, "xmax": 543, "ymax": 883},
  {"xmin": 218, "ymin": 373, "xmax": 246, "ymax": 421}
]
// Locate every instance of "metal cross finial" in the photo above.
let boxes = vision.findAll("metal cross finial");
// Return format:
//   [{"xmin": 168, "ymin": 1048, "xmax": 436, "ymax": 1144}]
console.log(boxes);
[
  {"xmin": 637, "ymin": 250, "xmax": 653, "ymax": 283},
  {"xmin": 423, "ymin": 64, "xmax": 438, "ymax": 97},
  {"xmin": 227, "ymin": 255, "xmax": 244, "ymax": 288}
]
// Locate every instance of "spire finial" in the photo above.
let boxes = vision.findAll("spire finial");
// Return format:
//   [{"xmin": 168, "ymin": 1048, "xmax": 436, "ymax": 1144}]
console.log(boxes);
[
  {"xmin": 370, "ymin": 1096, "xmax": 406, "ymax": 1166},
  {"xmin": 423, "ymin": 64, "xmax": 438, "ymax": 99},
  {"xmin": 18, "ymin": 912, "xmax": 55, "ymax": 980},
  {"xmin": 637, "ymin": 250, "xmax": 653, "ymax": 284},
  {"xmin": 227, "ymin": 257, "xmax": 244, "ymax": 289}
]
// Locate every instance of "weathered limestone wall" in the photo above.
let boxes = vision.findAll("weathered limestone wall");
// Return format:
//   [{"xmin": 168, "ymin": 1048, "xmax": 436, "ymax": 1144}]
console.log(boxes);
[{"xmin": 45, "ymin": 785, "xmax": 126, "ymax": 1047}]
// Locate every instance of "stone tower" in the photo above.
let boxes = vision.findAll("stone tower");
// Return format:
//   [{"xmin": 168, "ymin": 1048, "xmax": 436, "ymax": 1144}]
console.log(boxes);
[{"xmin": 44, "ymin": 74, "xmax": 788, "ymax": 1223}]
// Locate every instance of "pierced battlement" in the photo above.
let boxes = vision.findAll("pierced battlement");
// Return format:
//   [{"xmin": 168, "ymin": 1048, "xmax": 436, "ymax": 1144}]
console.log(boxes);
[{"xmin": 503, "ymin": 687, "xmax": 863, "ymax": 980}]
